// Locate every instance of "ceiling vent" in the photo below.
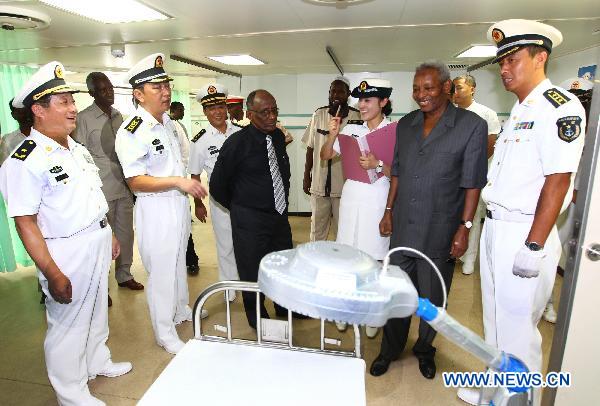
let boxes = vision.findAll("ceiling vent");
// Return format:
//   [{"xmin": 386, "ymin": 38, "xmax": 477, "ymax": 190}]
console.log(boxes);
[{"xmin": 0, "ymin": 6, "xmax": 51, "ymax": 31}]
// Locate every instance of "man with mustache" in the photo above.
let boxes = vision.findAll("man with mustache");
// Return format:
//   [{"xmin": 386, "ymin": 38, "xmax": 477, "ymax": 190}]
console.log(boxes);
[
  {"xmin": 301, "ymin": 76, "xmax": 360, "ymax": 242},
  {"xmin": 371, "ymin": 61, "xmax": 488, "ymax": 380},
  {"xmin": 210, "ymin": 89, "xmax": 299, "ymax": 328},
  {"xmin": 75, "ymin": 72, "xmax": 143, "ymax": 294},
  {"xmin": 115, "ymin": 53, "xmax": 207, "ymax": 354}
]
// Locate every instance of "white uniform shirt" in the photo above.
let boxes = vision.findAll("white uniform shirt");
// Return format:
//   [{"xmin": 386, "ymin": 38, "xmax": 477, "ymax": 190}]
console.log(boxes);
[
  {"xmin": 333, "ymin": 116, "xmax": 392, "ymax": 154},
  {"xmin": 0, "ymin": 129, "xmax": 108, "ymax": 239},
  {"xmin": 188, "ymin": 121, "xmax": 240, "ymax": 181},
  {"xmin": 467, "ymin": 101, "xmax": 501, "ymax": 135},
  {"xmin": 0, "ymin": 129, "xmax": 27, "ymax": 166},
  {"xmin": 172, "ymin": 121, "xmax": 190, "ymax": 171},
  {"xmin": 115, "ymin": 105, "xmax": 185, "ymax": 196},
  {"xmin": 482, "ymin": 79, "xmax": 585, "ymax": 215}
]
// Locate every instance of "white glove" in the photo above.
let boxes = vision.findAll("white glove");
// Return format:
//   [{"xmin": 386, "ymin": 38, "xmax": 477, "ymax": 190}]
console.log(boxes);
[{"xmin": 512, "ymin": 246, "xmax": 546, "ymax": 278}]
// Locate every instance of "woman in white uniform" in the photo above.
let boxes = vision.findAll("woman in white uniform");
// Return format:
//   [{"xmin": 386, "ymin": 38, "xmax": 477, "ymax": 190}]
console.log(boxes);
[{"xmin": 320, "ymin": 78, "xmax": 394, "ymax": 337}]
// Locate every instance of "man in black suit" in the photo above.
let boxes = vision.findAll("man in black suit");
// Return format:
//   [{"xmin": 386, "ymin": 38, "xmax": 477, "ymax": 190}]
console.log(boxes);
[{"xmin": 210, "ymin": 89, "xmax": 292, "ymax": 328}]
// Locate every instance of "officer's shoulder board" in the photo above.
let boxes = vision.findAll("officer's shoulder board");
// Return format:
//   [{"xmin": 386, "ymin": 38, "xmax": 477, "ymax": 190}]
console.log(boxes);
[
  {"xmin": 125, "ymin": 116, "xmax": 143, "ymax": 133},
  {"xmin": 191, "ymin": 129, "xmax": 206, "ymax": 143},
  {"xmin": 346, "ymin": 119, "xmax": 364, "ymax": 125},
  {"xmin": 543, "ymin": 88, "xmax": 571, "ymax": 108},
  {"xmin": 11, "ymin": 139, "xmax": 36, "ymax": 161},
  {"xmin": 316, "ymin": 105, "xmax": 329, "ymax": 111}
]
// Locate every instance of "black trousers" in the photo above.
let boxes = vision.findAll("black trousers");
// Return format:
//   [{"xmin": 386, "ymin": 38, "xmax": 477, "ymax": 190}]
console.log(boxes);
[
  {"xmin": 379, "ymin": 254, "xmax": 455, "ymax": 360},
  {"xmin": 186, "ymin": 234, "xmax": 198, "ymax": 267},
  {"xmin": 230, "ymin": 205, "xmax": 293, "ymax": 326}
]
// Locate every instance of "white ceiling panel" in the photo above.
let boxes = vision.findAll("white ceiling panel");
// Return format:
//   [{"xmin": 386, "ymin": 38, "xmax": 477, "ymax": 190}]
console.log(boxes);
[{"xmin": 0, "ymin": 0, "xmax": 598, "ymax": 80}]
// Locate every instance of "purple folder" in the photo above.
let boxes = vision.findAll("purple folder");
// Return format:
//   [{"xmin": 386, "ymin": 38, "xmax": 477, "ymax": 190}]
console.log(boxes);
[{"xmin": 338, "ymin": 122, "xmax": 397, "ymax": 184}]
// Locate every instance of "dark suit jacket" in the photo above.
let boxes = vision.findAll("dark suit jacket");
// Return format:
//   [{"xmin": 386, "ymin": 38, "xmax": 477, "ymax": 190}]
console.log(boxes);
[{"xmin": 390, "ymin": 102, "xmax": 488, "ymax": 258}]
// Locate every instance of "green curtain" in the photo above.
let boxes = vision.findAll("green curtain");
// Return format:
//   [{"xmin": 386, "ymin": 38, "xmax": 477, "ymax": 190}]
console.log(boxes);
[
  {"xmin": 0, "ymin": 64, "xmax": 36, "ymax": 272},
  {"xmin": 171, "ymin": 90, "xmax": 192, "ymax": 138}
]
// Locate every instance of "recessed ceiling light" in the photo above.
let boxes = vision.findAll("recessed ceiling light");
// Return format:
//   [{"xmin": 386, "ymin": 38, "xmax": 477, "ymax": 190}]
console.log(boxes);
[
  {"xmin": 207, "ymin": 54, "xmax": 265, "ymax": 66},
  {"xmin": 456, "ymin": 45, "xmax": 497, "ymax": 58},
  {"xmin": 39, "ymin": 0, "xmax": 169, "ymax": 24}
]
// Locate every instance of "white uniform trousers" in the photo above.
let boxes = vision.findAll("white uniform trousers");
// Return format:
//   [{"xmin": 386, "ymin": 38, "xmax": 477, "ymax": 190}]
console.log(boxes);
[
  {"xmin": 209, "ymin": 196, "xmax": 239, "ymax": 282},
  {"xmin": 460, "ymin": 199, "xmax": 485, "ymax": 271},
  {"xmin": 135, "ymin": 194, "xmax": 191, "ymax": 348},
  {"xmin": 480, "ymin": 218, "xmax": 560, "ymax": 373},
  {"xmin": 337, "ymin": 177, "xmax": 390, "ymax": 260},
  {"xmin": 42, "ymin": 225, "xmax": 112, "ymax": 406},
  {"xmin": 309, "ymin": 194, "xmax": 340, "ymax": 241}
]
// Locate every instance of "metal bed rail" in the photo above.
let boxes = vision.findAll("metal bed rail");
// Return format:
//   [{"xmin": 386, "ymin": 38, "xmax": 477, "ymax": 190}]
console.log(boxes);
[{"xmin": 192, "ymin": 281, "xmax": 362, "ymax": 358}]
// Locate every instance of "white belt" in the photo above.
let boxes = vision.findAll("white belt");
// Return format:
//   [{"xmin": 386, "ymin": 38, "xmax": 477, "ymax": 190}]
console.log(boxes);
[
  {"xmin": 45, "ymin": 217, "xmax": 108, "ymax": 240},
  {"xmin": 485, "ymin": 208, "xmax": 533, "ymax": 223}
]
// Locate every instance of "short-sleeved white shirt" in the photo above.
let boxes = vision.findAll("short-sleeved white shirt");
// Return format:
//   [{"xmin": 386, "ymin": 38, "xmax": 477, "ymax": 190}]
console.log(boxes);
[
  {"xmin": 115, "ymin": 105, "xmax": 186, "ymax": 196},
  {"xmin": 188, "ymin": 121, "xmax": 241, "ymax": 181},
  {"xmin": 0, "ymin": 129, "xmax": 108, "ymax": 239},
  {"xmin": 333, "ymin": 116, "xmax": 391, "ymax": 154},
  {"xmin": 467, "ymin": 101, "xmax": 501, "ymax": 135},
  {"xmin": 482, "ymin": 79, "xmax": 586, "ymax": 215}
]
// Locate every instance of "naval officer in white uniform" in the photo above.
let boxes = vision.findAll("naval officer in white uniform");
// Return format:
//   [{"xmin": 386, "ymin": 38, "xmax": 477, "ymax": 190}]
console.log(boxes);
[
  {"xmin": 458, "ymin": 19, "xmax": 586, "ymax": 406},
  {"xmin": 0, "ymin": 61, "xmax": 131, "ymax": 406},
  {"xmin": 188, "ymin": 84, "xmax": 241, "ymax": 300},
  {"xmin": 115, "ymin": 53, "xmax": 208, "ymax": 355}
]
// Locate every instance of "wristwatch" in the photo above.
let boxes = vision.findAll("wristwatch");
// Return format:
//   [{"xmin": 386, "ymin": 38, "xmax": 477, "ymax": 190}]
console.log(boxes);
[
  {"xmin": 525, "ymin": 241, "xmax": 544, "ymax": 251},
  {"xmin": 460, "ymin": 220, "xmax": 473, "ymax": 229},
  {"xmin": 375, "ymin": 160, "xmax": 384, "ymax": 174}
]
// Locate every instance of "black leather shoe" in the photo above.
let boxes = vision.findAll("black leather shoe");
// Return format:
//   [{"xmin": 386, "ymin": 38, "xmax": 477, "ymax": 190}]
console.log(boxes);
[
  {"xmin": 370, "ymin": 354, "xmax": 397, "ymax": 377},
  {"xmin": 418, "ymin": 357, "xmax": 436, "ymax": 379},
  {"xmin": 187, "ymin": 264, "xmax": 199, "ymax": 276}
]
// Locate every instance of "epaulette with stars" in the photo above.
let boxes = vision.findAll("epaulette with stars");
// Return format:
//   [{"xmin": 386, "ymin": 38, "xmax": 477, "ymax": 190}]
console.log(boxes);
[
  {"xmin": 543, "ymin": 88, "xmax": 571, "ymax": 108},
  {"xmin": 11, "ymin": 140, "xmax": 36, "ymax": 161},
  {"xmin": 191, "ymin": 129, "xmax": 206, "ymax": 143},
  {"xmin": 125, "ymin": 116, "xmax": 143, "ymax": 133}
]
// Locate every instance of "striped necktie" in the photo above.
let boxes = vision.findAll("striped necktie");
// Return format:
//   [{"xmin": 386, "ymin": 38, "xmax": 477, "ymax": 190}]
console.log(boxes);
[{"xmin": 266, "ymin": 135, "xmax": 286, "ymax": 214}]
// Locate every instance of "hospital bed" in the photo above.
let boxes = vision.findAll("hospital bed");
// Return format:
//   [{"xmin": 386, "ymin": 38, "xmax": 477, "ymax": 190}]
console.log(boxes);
[{"xmin": 138, "ymin": 281, "xmax": 367, "ymax": 405}]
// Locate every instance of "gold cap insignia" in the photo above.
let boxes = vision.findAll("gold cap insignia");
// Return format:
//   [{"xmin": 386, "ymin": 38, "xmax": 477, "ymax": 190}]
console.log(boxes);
[
  {"xmin": 155, "ymin": 56, "xmax": 163, "ymax": 68},
  {"xmin": 491, "ymin": 28, "xmax": 504, "ymax": 43},
  {"xmin": 359, "ymin": 81, "xmax": 368, "ymax": 91},
  {"xmin": 207, "ymin": 85, "xmax": 217, "ymax": 94},
  {"xmin": 54, "ymin": 65, "xmax": 64, "ymax": 79},
  {"xmin": 571, "ymin": 81, "xmax": 580, "ymax": 90}
]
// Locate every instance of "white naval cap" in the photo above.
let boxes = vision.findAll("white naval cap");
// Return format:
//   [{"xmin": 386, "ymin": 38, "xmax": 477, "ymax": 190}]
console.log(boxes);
[
  {"xmin": 351, "ymin": 78, "xmax": 392, "ymax": 99},
  {"xmin": 126, "ymin": 53, "xmax": 172, "ymax": 88},
  {"xmin": 196, "ymin": 83, "xmax": 228, "ymax": 107},
  {"xmin": 12, "ymin": 61, "xmax": 79, "ymax": 109},
  {"xmin": 559, "ymin": 77, "xmax": 593, "ymax": 92},
  {"xmin": 226, "ymin": 95, "xmax": 245, "ymax": 104},
  {"xmin": 487, "ymin": 19, "xmax": 562, "ymax": 63},
  {"xmin": 332, "ymin": 76, "xmax": 350, "ymax": 88}
]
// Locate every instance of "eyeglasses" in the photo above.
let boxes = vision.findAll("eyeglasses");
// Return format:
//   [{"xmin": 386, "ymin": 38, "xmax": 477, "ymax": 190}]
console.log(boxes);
[
  {"xmin": 248, "ymin": 107, "xmax": 279, "ymax": 117},
  {"xmin": 149, "ymin": 82, "xmax": 173, "ymax": 92}
]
